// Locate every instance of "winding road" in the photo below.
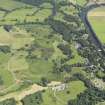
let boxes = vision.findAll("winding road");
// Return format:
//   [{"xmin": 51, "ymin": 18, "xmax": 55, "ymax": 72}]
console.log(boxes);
[{"xmin": 79, "ymin": 3, "xmax": 105, "ymax": 55}]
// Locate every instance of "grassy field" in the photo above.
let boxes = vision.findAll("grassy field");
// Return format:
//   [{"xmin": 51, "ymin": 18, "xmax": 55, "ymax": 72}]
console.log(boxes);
[
  {"xmin": 88, "ymin": 6, "xmax": 105, "ymax": 43},
  {"xmin": 0, "ymin": 11, "xmax": 5, "ymax": 19},
  {"xmin": 0, "ymin": 0, "xmax": 87, "ymax": 100},
  {"xmin": 42, "ymin": 80, "xmax": 86, "ymax": 105}
]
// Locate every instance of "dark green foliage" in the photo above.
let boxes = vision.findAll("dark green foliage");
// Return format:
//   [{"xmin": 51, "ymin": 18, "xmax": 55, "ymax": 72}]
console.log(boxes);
[
  {"xmin": 60, "ymin": 64, "xmax": 72, "ymax": 73},
  {"xmin": 39, "ymin": 77, "xmax": 50, "ymax": 86},
  {"xmin": 59, "ymin": 0, "xmax": 70, "ymax": 6},
  {"xmin": 3, "ymin": 25, "xmax": 12, "ymax": 32},
  {"xmin": 73, "ymin": 73, "xmax": 93, "ymax": 88},
  {"xmin": 68, "ymin": 73, "xmax": 105, "ymax": 105},
  {"xmin": 21, "ymin": 92, "xmax": 43, "ymax": 105},
  {"xmin": 63, "ymin": 14, "xmax": 80, "ymax": 26},
  {"xmin": 0, "ymin": 98, "xmax": 16, "ymax": 105},
  {"xmin": 48, "ymin": 19, "xmax": 74, "ymax": 41},
  {"xmin": 68, "ymin": 87, "xmax": 105, "ymax": 105},
  {"xmin": 57, "ymin": 43, "xmax": 72, "ymax": 58},
  {"xmin": 0, "ymin": 76, "xmax": 3, "ymax": 85},
  {"xmin": 0, "ymin": 46, "xmax": 10, "ymax": 53},
  {"xmin": 16, "ymin": 0, "xmax": 50, "ymax": 6}
]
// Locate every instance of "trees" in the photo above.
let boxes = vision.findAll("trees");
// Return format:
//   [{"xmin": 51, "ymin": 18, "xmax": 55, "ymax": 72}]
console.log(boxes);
[
  {"xmin": 48, "ymin": 19, "xmax": 73, "ymax": 42},
  {"xmin": 0, "ymin": 46, "xmax": 10, "ymax": 53},
  {"xmin": 0, "ymin": 76, "xmax": 3, "ymax": 85},
  {"xmin": 0, "ymin": 98, "xmax": 16, "ymax": 105},
  {"xmin": 21, "ymin": 92, "xmax": 43, "ymax": 105},
  {"xmin": 57, "ymin": 43, "xmax": 72, "ymax": 58},
  {"xmin": 68, "ymin": 73, "xmax": 105, "ymax": 105},
  {"xmin": 60, "ymin": 64, "xmax": 72, "ymax": 73},
  {"xmin": 68, "ymin": 87, "xmax": 105, "ymax": 105},
  {"xmin": 16, "ymin": 0, "xmax": 44, "ymax": 6},
  {"xmin": 51, "ymin": 0, "xmax": 57, "ymax": 16},
  {"xmin": 3, "ymin": 25, "xmax": 12, "ymax": 32},
  {"xmin": 40, "ymin": 77, "xmax": 50, "ymax": 86}
]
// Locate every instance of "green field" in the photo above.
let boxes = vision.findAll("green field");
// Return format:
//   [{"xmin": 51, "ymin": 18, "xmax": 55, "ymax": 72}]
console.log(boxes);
[
  {"xmin": 88, "ymin": 6, "xmax": 105, "ymax": 43},
  {"xmin": 0, "ymin": 0, "xmax": 88, "ymax": 104},
  {"xmin": 42, "ymin": 81, "xmax": 86, "ymax": 105}
]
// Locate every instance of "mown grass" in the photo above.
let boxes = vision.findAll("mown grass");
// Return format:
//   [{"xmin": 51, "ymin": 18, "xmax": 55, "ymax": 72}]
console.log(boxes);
[{"xmin": 88, "ymin": 7, "xmax": 105, "ymax": 43}]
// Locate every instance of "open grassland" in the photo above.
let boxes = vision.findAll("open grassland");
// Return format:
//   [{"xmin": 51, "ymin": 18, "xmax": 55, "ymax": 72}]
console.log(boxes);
[
  {"xmin": 41, "ymin": 80, "xmax": 86, "ymax": 105},
  {"xmin": 0, "ymin": 0, "xmax": 87, "ymax": 103},
  {"xmin": 88, "ymin": 6, "xmax": 105, "ymax": 43},
  {"xmin": 0, "ymin": 24, "xmax": 69, "ymax": 94}
]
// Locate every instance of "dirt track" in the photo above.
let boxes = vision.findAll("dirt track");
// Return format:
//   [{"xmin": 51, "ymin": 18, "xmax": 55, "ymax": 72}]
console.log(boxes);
[
  {"xmin": 0, "ymin": 84, "xmax": 47, "ymax": 102},
  {"xmin": 0, "ymin": 81, "xmax": 62, "ymax": 105}
]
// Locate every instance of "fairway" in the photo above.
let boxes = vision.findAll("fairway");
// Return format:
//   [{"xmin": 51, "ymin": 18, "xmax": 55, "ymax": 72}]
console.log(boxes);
[
  {"xmin": 41, "ymin": 80, "xmax": 86, "ymax": 105},
  {"xmin": 88, "ymin": 6, "xmax": 105, "ymax": 43}
]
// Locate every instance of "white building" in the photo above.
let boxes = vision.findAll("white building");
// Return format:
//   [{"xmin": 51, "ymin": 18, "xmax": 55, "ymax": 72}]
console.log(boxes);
[{"xmin": 52, "ymin": 84, "xmax": 66, "ymax": 92}]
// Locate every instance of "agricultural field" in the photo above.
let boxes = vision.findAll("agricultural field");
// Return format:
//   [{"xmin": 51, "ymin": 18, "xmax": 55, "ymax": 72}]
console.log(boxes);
[{"xmin": 88, "ymin": 6, "xmax": 105, "ymax": 43}]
